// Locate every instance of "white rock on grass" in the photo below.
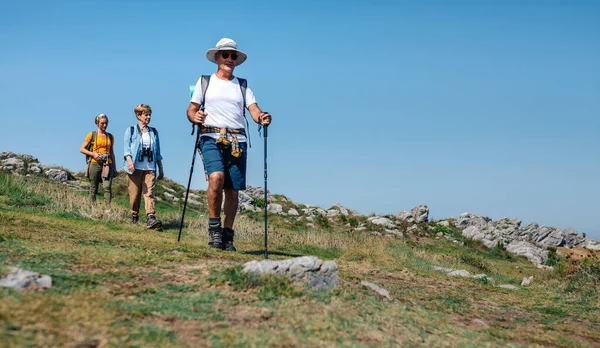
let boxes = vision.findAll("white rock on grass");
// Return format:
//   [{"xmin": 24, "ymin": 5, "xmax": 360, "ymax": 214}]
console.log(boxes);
[
  {"xmin": 368, "ymin": 217, "xmax": 395, "ymax": 229},
  {"xmin": 243, "ymin": 256, "xmax": 339, "ymax": 289},
  {"xmin": 267, "ymin": 203, "xmax": 283, "ymax": 214},
  {"xmin": 521, "ymin": 276, "xmax": 533, "ymax": 287},
  {"xmin": 448, "ymin": 270, "xmax": 472, "ymax": 278},
  {"xmin": 0, "ymin": 267, "xmax": 52, "ymax": 291},
  {"xmin": 361, "ymin": 281, "xmax": 392, "ymax": 300},
  {"xmin": 433, "ymin": 266, "xmax": 454, "ymax": 274},
  {"xmin": 164, "ymin": 192, "xmax": 177, "ymax": 201}
]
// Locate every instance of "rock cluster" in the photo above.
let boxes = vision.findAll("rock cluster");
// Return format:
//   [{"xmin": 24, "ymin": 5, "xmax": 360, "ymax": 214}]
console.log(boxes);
[
  {"xmin": 1, "ymin": 151, "xmax": 73, "ymax": 183},
  {"xmin": 455, "ymin": 212, "xmax": 599, "ymax": 264}
]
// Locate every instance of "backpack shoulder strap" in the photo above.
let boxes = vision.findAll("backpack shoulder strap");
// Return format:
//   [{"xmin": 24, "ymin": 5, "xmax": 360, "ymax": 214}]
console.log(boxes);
[
  {"xmin": 200, "ymin": 75, "xmax": 211, "ymax": 110},
  {"xmin": 107, "ymin": 132, "xmax": 114, "ymax": 148},
  {"xmin": 237, "ymin": 77, "xmax": 251, "ymax": 147},
  {"xmin": 130, "ymin": 126, "xmax": 135, "ymax": 142},
  {"xmin": 91, "ymin": 131, "xmax": 97, "ymax": 150},
  {"xmin": 237, "ymin": 77, "xmax": 247, "ymax": 110}
]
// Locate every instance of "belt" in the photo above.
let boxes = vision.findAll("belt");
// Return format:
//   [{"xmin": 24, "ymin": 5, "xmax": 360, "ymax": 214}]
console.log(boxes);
[{"xmin": 200, "ymin": 126, "xmax": 246, "ymax": 158}]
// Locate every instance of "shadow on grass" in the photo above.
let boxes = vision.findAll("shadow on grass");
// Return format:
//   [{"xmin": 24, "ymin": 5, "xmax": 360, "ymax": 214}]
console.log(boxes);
[
  {"xmin": 159, "ymin": 219, "xmax": 182, "ymax": 231},
  {"xmin": 242, "ymin": 250, "xmax": 304, "ymax": 258}
]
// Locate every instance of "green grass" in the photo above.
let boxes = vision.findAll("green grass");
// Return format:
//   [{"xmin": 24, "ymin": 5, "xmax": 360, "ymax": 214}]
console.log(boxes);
[{"xmin": 1, "ymin": 170, "xmax": 599, "ymax": 347}]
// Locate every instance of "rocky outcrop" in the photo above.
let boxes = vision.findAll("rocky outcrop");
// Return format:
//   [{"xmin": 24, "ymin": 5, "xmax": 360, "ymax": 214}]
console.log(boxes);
[
  {"xmin": 1, "ymin": 151, "xmax": 73, "ymax": 182},
  {"xmin": 397, "ymin": 204, "xmax": 429, "ymax": 223},
  {"xmin": 458, "ymin": 212, "xmax": 590, "ymax": 253},
  {"xmin": 243, "ymin": 256, "xmax": 339, "ymax": 290}
]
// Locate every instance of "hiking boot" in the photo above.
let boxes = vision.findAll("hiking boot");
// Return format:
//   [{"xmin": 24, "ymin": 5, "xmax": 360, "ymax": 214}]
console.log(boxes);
[
  {"xmin": 131, "ymin": 215, "xmax": 139, "ymax": 225},
  {"xmin": 208, "ymin": 226, "xmax": 224, "ymax": 249},
  {"xmin": 222, "ymin": 228, "xmax": 237, "ymax": 252},
  {"xmin": 147, "ymin": 214, "xmax": 162, "ymax": 230}
]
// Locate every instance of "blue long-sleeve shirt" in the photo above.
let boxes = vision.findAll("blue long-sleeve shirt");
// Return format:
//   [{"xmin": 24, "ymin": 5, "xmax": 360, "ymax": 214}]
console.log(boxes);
[{"xmin": 122, "ymin": 125, "xmax": 163, "ymax": 174}]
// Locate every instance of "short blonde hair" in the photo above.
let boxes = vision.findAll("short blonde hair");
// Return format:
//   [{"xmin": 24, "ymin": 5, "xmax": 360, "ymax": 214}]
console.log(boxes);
[
  {"xmin": 134, "ymin": 104, "xmax": 152, "ymax": 116},
  {"xmin": 95, "ymin": 113, "xmax": 108, "ymax": 125}
]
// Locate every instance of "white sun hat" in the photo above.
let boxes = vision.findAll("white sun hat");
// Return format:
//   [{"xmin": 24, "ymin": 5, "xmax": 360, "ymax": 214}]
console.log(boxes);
[{"xmin": 206, "ymin": 38, "xmax": 247, "ymax": 66}]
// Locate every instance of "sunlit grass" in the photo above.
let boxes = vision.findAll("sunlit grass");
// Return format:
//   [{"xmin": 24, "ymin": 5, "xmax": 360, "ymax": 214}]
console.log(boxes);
[{"xmin": 0, "ymin": 171, "xmax": 599, "ymax": 347}]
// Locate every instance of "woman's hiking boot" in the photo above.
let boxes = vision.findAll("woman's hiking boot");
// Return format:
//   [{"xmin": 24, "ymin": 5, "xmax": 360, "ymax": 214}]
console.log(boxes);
[
  {"xmin": 147, "ymin": 214, "xmax": 162, "ymax": 230},
  {"xmin": 208, "ymin": 218, "xmax": 223, "ymax": 249},
  {"xmin": 222, "ymin": 228, "xmax": 236, "ymax": 251},
  {"xmin": 131, "ymin": 214, "xmax": 139, "ymax": 225}
]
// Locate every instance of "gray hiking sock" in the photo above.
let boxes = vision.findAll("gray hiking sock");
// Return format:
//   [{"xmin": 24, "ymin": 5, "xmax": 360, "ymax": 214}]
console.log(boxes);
[{"xmin": 208, "ymin": 217, "xmax": 221, "ymax": 229}]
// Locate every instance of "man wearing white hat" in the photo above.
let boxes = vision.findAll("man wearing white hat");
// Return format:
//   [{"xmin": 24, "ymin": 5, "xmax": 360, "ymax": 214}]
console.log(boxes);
[{"xmin": 187, "ymin": 38, "xmax": 272, "ymax": 251}]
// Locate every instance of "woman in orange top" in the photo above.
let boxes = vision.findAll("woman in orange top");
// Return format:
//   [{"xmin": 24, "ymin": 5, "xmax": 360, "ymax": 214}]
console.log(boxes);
[{"xmin": 79, "ymin": 114, "xmax": 118, "ymax": 207}]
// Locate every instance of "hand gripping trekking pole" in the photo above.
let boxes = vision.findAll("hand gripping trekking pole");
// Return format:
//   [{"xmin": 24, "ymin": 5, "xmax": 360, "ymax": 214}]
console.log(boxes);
[
  {"xmin": 178, "ymin": 125, "xmax": 201, "ymax": 242},
  {"xmin": 263, "ymin": 125, "xmax": 269, "ymax": 259}
]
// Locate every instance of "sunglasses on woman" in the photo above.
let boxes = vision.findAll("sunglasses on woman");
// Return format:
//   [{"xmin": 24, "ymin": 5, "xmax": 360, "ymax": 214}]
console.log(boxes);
[{"xmin": 221, "ymin": 52, "xmax": 238, "ymax": 60}]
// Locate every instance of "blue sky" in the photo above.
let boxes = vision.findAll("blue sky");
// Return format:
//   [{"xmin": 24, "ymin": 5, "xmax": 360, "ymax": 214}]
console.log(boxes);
[{"xmin": 1, "ymin": 1, "xmax": 599, "ymax": 238}]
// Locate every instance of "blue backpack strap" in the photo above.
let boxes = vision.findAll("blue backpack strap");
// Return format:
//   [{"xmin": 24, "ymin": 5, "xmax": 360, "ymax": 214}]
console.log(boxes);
[{"xmin": 237, "ymin": 77, "xmax": 251, "ymax": 147}]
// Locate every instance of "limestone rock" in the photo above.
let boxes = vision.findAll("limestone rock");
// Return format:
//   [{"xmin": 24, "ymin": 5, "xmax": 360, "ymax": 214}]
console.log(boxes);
[
  {"xmin": 368, "ymin": 216, "xmax": 395, "ymax": 229},
  {"xmin": 0, "ymin": 267, "xmax": 52, "ymax": 291},
  {"xmin": 243, "ymin": 256, "xmax": 339, "ymax": 289},
  {"xmin": 361, "ymin": 281, "xmax": 392, "ymax": 300},
  {"xmin": 396, "ymin": 204, "xmax": 429, "ymax": 223},
  {"xmin": 45, "ymin": 168, "xmax": 69, "ymax": 182},
  {"xmin": 506, "ymin": 240, "xmax": 548, "ymax": 265},
  {"xmin": 267, "ymin": 203, "xmax": 283, "ymax": 214},
  {"xmin": 521, "ymin": 276, "xmax": 533, "ymax": 287}
]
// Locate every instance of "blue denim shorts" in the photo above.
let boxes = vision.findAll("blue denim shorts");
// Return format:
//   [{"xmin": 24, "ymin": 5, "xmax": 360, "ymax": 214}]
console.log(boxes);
[{"xmin": 199, "ymin": 136, "xmax": 247, "ymax": 190}]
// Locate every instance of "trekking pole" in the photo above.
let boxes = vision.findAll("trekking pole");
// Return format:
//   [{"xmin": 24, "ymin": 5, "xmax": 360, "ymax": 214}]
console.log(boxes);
[
  {"xmin": 263, "ymin": 125, "xmax": 269, "ymax": 259},
  {"xmin": 178, "ymin": 125, "xmax": 201, "ymax": 242}
]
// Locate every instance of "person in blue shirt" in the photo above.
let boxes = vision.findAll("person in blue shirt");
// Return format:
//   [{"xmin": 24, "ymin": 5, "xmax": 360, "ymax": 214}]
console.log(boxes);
[{"xmin": 123, "ymin": 104, "xmax": 164, "ymax": 229}]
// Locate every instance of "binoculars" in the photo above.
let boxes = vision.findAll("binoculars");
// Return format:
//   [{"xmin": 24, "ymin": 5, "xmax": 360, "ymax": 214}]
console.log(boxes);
[{"xmin": 139, "ymin": 147, "xmax": 154, "ymax": 162}]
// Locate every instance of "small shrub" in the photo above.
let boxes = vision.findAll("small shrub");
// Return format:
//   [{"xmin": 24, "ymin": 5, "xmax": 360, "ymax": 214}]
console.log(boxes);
[
  {"xmin": 208, "ymin": 266, "xmax": 260, "ymax": 290},
  {"xmin": 546, "ymin": 247, "xmax": 563, "ymax": 267},
  {"xmin": 488, "ymin": 241, "xmax": 517, "ymax": 261},
  {"xmin": 564, "ymin": 259, "xmax": 600, "ymax": 294},
  {"xmin": 339, "ymin": 214, "xmax": 347, "ymax": 223},
  {"xmin": 459, "ymin": 252, "xmax": 491, "ymax": 272},
  {"xmin": 314, "ymin": 214, "xmax": 330, "ymax": 230},
  {"xmin": 253, "ymin": 197, "xmax": 266, "ymax": 208},
  {"xmin": 463, "ymin": 238, "xmax": 489, "ymax": 253}
]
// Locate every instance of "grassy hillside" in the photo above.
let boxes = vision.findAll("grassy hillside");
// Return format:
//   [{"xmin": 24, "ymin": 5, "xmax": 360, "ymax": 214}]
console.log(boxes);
[{"xmin": 0, "ymin": 171, "xmax": 599, "ymax": 347}]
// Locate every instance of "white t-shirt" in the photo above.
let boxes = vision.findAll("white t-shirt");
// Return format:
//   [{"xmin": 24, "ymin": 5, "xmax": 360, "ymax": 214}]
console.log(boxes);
[
  {"xmin": 134, "ymin": 132, "xmax": 154, "ymax": 171},
  {"xmin": 190, "ymin": 74, "xmax": 257, "ymax": 142}
]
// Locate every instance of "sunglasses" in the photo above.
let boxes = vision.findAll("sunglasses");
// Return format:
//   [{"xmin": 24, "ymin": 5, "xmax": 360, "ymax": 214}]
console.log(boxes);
[{"xmin": 221, "ymin": 52, "xmax": 238, "ymax": 60}]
